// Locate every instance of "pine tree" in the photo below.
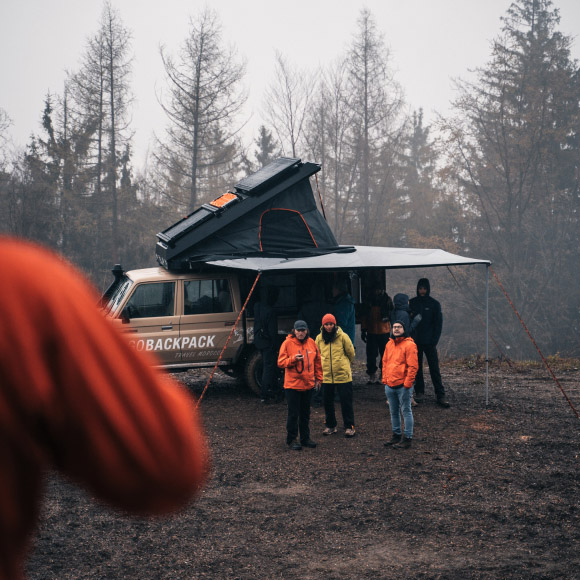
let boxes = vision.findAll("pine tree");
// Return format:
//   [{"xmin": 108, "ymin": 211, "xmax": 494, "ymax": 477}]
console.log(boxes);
[{"xmin": 446, "ymin": 0, "xmax": 580, "ymax": 355}]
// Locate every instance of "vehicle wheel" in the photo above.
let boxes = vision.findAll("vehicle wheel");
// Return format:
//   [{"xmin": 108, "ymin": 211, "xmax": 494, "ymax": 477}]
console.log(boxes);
[{"xmin": 244, "ymin": 350, "xmax": 263, "ymax": 395}]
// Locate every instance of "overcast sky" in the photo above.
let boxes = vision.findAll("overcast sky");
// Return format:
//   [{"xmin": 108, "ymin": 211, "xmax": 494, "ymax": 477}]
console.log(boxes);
[{"xmin": 2, "ymin": 0, "xmax": 579, "ymax": 167}]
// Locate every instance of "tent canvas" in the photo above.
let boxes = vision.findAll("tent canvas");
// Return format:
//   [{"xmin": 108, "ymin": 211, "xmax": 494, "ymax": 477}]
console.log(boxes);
[
  {"xmin": 155, "ymin": 158, "xmax": 344, "ymax": 270},
  {"xmin": 204, "ymin": 245, "xmax": 490, "ymax": 272}
]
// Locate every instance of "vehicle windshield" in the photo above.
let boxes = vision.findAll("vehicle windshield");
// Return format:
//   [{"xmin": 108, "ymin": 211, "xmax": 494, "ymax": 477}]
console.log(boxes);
[{"xmin": 102, "ymin": 276, "xmax": 133, "ymax": 316}]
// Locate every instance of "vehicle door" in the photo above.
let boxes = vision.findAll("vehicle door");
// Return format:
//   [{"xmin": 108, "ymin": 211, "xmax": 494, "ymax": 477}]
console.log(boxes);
[
  {"xmin": 179, "ymin": 276, "xmax": 241, "ymax": 363},
  {"xmin": 122, "ymin": 280, "xmax": 180, "ymax": 365}
]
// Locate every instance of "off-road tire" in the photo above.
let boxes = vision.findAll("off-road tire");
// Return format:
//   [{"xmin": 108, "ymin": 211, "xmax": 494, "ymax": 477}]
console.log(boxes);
[{"xmin": 244, "ymin": 350, "xmax": 263, "ymax": 395}]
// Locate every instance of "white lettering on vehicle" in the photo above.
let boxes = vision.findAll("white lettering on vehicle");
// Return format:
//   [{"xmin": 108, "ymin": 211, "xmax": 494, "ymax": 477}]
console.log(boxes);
[{"xmin": 128, "ymin": 335, "xmax": 217, "ymax": 352}]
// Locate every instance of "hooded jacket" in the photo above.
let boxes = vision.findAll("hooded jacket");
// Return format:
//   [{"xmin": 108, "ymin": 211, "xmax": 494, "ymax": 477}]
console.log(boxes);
[
  {"xmin": 391, "ymin": 293, "xmax": 421, "ymax": 336},
  {"xmin": 315, "ymin": 326, "xmax": 355, "ymax": 384},
  {"xmin": 381, "ymin": 333, "xmax": 419, "ymax": 389},
  {"xmin": 409, "ymin": 278, "xmax": 443, "ymax": 345},
  {"xmin": 278, "ymin": 333, "xmax": 323, "ymax": 390}
]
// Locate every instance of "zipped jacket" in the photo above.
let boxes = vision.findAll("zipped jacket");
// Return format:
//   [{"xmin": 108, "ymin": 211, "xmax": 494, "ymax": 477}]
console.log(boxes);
[
  {"xmin": 381, "ymin": 336, "xmax": 419, "ymax": 389},
  {"xmin": 315, "ymin": 326, "xmax": 355, "ymax": 384},
  {"xmin": 278, "ymin": 334, "xmax": 323, "ymax": 391},
  {"xmin": 361, "ymin": 292, "xmax": 393, "ymax": 335}
]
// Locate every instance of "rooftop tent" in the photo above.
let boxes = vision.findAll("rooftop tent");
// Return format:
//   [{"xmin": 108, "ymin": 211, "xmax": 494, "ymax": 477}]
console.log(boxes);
[{"xmin": 155, "ymin": 157, "xmax": 346, "ymax": 271}]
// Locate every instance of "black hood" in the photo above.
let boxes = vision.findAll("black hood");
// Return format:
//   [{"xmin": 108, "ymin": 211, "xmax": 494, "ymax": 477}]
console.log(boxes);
[
  {"xmin": 417, "ymin": 278, "xmax": 430, "ymax": 296},
  {"xmin": 393, "ymin": 293, "xmax": 410, "ymax": 312}
]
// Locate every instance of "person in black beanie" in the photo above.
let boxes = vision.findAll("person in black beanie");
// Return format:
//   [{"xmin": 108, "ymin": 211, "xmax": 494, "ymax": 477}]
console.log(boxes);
[{"xmin": 409, "ymin": 278, "xmax": 450, "ymax": 407}]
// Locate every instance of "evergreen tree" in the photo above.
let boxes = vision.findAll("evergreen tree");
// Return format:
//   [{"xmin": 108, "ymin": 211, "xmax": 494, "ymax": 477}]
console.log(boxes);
[{"xmin": 445, "ymin": 0, "xmax": 580, "ymax": 355}]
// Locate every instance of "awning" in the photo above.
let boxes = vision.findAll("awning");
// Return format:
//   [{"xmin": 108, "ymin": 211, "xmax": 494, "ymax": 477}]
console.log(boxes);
[{"xmin": 205, "ymin": 245, "xmax": 491, "ymax": 272}]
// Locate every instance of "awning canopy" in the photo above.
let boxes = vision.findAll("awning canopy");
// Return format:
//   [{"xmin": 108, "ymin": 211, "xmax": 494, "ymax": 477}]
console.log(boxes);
[{"xmin": 205, "ymin": 245, "xmax": 491, "ymax": 272}]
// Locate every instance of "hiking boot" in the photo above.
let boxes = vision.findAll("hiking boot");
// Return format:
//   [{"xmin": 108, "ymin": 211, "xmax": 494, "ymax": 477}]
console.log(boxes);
[
  {"xmin": 323, "ymin": 426, "xmax": 338, "ymax": 436},
  {"xmin": 414, "ymin": 394, "xmax": 424, "ymax": 403},
  {"xmin": 345, "ymin": 427, "xmax": 356, "ymax": 438},
  {"xmin": 393, "ymin": 436, "xmax": 412, "ymax": 449},
  {"xmin": 384, "ymin": 433, "xmax": 402, "ymax": 446},
  {"xmin": 301, "ymin": 439, "xmax": 317, "ymax": 448},
  {"xmin": 437, "ymin": 396, "xmax": 451, "ymax": 408},
  {"xmin": 411, "ymin": 397, "xmax": 418, "ymax": 407},
  {"xmin": 287, "ymin": 440, "xmax": 302, "ymax": 451},
  {"xmin": 367, "ymin": 373, "xmax": 376, "ymax": 385}
]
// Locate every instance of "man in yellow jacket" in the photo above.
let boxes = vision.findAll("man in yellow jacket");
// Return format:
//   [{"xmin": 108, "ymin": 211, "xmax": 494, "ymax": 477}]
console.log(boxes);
[
  {"xmin": 315, "ymin": 314, "xmax": 356, "ymax": 438},
  {"xmin": 382, "ymin": 318, "xmax": 419, "ymax": 449}
]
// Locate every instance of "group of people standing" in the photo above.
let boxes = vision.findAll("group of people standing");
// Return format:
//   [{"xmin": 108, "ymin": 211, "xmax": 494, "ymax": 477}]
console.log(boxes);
[
  {"xmin": 256, "ymin": 276, "xmax": 449, "ymax": 452},
  {"xmin": 272, "ymin": 280, "xmax": 358, "ymax": 451}
]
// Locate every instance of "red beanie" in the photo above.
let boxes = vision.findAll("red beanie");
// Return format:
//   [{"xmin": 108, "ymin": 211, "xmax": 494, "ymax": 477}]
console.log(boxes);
[{"xmin": 322, "ymin": 313, "xmax": 336, "ymax": 325}]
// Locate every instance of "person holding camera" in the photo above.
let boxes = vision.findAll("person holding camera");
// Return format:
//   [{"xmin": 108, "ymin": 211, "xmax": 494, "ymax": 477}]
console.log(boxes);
[{"xmin": 277, "ymin": 320, "xmax": 323, "ymax": 451}]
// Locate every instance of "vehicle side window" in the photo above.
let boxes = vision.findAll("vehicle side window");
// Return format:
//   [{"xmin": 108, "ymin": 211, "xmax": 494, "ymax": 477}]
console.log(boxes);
[
  {"xmin": 125, "ymin": 282, "xmax": 175, "ymax": 319},
  {"xmin": 184, "ymin": 279, "xmax": 233, "ymax": 315}
]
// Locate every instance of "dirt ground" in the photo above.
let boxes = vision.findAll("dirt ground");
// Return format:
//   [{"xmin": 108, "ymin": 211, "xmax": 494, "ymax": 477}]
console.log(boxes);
[{"xmin": 27, "ymin": 359, "xmax": 580, "ymax": 580}]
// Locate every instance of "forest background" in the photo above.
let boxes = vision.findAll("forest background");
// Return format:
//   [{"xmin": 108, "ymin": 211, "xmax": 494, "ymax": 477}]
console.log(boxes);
[{"xmin": 0, "ymin": 0, "xmax": 578, "ymax": 359}]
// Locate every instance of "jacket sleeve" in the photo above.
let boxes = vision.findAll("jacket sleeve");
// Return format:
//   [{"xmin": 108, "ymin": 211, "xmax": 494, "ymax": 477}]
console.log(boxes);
[
  {"xmin": 277, "ymin": 339, "xmax": 296, "ymax": 368},
  {"xmin": 1, "ymin": 242, "xmax": 209, "ymax": 516},
  {"xmin": 343, "ymin": 334, "xmax": 356, "ymax": 363},
  {"xmin": 404, "ymin": 340, "xmax": 419, "ymax": 388},
  {"xmin": 433, "ymin": 301, "xmax": 443, "ymax": 345},
  {"xmin": 313, "ymin": 341, "xmax": 323, "ymax": 383}
]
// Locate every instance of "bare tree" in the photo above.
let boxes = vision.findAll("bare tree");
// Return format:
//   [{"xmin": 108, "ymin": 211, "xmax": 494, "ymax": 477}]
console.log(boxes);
[
  {"xmin": 156, "ymin": 7, "xmax": 246, "ymax": 212},
  {"xmin": 347, "ymin": 8, "xmax": 404, "ymax": 245},
  {"xmin": 303, "ymin": 59, "xmax": 359, "ymax": 241},
  {"xmin": 0, "ymin": 108, "xmax": 11, "ymax": 169},
  {"xmin": 67, "ymin": 1, "xmax": 134, "ymax": 263},
  {"xmin": 263, "ymin": 52, "xmax": 315, "ymax": 158}
]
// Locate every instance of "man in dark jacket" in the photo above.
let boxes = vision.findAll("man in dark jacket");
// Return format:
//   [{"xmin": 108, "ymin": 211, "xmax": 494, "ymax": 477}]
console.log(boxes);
[
  {"xmin": 409, "ymin": 278, "xmax": 450, "ymax": 407},
  {"xmin": 254, "ymin": 286, "xmax": 280, "ymax": 403}
]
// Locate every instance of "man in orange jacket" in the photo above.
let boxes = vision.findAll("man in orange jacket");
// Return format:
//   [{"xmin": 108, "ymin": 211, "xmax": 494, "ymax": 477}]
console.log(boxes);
[
  {"xmin": 381, "ymin": 318, "xmax": 419, "ymax": 449},
  {"xmin": 0, "ymin": 238, "xmax": 209, "ymax": 580},
  {"xmin": 278, "ymin": 320, "xmax": 323, "ymax": 450}
]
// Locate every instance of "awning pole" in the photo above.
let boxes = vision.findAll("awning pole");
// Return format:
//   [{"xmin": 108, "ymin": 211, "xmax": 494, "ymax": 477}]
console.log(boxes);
[{"xmin": 485, "ymin": 264, "xmax": 490, "ymax": 407}]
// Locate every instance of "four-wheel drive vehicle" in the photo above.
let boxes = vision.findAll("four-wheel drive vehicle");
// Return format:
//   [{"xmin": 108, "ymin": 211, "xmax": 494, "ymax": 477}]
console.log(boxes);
[{"xmin": 102, "ymin": 264, "xmax": 322, "ymax": 394}]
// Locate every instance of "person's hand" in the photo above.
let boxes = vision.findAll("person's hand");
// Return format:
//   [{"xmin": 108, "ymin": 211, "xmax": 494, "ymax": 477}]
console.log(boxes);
[{"xmin": 361, "ymin": 329, "xmax": 367, "ymax": 343}]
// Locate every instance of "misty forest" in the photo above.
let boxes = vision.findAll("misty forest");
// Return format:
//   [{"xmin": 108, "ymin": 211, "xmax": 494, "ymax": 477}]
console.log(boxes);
[{"xmin": 0, "ymin": 0, "xmax": 578, "ymax": 359}]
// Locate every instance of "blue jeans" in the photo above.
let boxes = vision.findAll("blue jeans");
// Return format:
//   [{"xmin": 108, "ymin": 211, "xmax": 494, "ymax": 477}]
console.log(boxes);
[{"xmin": 385, "ymin": 385, "xmax": 414, "ymax": 439}]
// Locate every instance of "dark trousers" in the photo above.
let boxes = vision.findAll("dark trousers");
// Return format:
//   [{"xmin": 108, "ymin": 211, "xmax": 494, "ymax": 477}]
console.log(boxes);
[
  {"xmin": 414, "ymin": 344, "xmax": 445, "ymax": 397},
  {"xmin": 286, "ymin": 389, "xmax": 313, "ymax": 444},
  {"xmin": 366, "ymin": 333, "xmax": 389, "ymax": 376},
  {"xmin": 260, "ymin": 346, "xmax": 278, "ymax": 399},
  {"xmin": 323, "ymin": 382, "xmax": 355, "ymax": 429}
]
